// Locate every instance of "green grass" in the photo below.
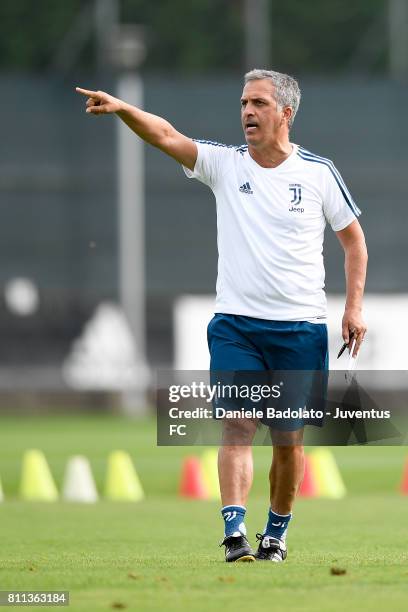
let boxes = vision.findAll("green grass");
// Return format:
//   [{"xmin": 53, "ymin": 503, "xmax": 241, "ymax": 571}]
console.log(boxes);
[{"xmin": 0, "ymin": 415, "xmax": 407, "ymax": 611}]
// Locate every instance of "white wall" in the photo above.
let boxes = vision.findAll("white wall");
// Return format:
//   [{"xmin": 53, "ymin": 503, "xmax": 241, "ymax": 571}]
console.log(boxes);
[{"xmin": 174, "ymin": 295, "xmax": 408, "ymax": 371}]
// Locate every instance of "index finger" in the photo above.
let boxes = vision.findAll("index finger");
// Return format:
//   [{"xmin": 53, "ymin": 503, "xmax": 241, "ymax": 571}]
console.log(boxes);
[
  {"xmin": 353, "ymin": 331, "xmax": 364, "ymax": 357},
  {"xmin": 75, "ymin": 87, "xmax": 98, "ymax": 97}
]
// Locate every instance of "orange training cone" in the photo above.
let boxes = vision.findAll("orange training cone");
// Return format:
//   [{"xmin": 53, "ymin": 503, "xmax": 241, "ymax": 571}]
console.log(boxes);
[
  {"xmin": 400, "ymin": 457, "xmax": 408, "ymax": 494},
  {"xmin": 179, "ymin": 456, "xmax": 209, "ymax": 499},
  {"xmin": 298, "ymin": 454, "xmax": 318, "ymax": 497}
]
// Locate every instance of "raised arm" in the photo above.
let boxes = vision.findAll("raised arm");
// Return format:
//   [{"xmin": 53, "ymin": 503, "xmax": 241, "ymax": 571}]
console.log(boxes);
[
  {"xmin": 75, "ymin": 87, "xmax": 197, "ymax": 171},
  {"xmin": 336, "ymin": 219, "xmax": 368, "ymax": 356}
]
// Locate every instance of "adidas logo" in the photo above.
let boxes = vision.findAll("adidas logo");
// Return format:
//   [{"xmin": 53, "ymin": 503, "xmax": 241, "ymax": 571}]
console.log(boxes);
[{"xmin": 239, "ymin": 181, "xmax": 253, "ymax": 194}]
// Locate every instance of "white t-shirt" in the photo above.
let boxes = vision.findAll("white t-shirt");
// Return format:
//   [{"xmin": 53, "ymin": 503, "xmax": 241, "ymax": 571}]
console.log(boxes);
[{"xmin": 183, "ymin": 142, "xmax": 361, "ymax": 322}]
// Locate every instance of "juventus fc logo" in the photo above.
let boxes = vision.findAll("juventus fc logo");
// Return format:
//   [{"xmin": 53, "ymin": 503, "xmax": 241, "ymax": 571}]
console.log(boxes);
[
  {"xmin": 289, "ymin": 183, "xmax": 302, "ymax": 205},
  {"xmin": 289, "ymin": 183, "xmax": 304, "ymax": 213}
]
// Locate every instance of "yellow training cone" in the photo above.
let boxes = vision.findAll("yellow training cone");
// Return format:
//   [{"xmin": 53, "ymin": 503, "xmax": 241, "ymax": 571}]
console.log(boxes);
[
  {"xmin": 309, "ymin": 448, "xmax": 346, "ymax": 499},
  {"xmin": 20, "ymin": 450, "xmax": 58, "ymax": 501},
  {"xmin": 104, "ymin": 451, "xmax": 144, "ymax": 501},
  {"xmin": 201, "ymin": 448, "xmax": 220, "ymax": 500}
]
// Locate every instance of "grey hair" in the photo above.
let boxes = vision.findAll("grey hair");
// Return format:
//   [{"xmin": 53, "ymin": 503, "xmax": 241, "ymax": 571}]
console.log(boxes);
[{"xmin": 244, "ymin": 69, "xmax": 301, "ymax": 129}]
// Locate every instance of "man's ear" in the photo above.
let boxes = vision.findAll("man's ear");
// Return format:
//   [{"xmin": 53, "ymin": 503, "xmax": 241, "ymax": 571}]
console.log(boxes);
[{"xmin": 282, "ymin": 106, "xmax": 293, "ymax": 127}]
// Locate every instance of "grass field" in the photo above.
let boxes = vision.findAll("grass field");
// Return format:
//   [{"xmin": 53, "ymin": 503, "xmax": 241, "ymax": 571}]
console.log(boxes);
[{"xmin": 0, "ymin": 415, "xmax": 407, "ymax": 611}]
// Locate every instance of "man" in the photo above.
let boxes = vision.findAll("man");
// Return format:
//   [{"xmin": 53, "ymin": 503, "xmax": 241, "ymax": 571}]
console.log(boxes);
[{"xmin": 76, "ymin": 69, "xmax": 367, "ymax": 563}]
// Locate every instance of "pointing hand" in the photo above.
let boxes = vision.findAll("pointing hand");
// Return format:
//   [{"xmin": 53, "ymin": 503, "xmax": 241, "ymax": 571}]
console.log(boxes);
[{"xmin": 75, "ymin": 87, "xmax": 122, "ymax": 115}]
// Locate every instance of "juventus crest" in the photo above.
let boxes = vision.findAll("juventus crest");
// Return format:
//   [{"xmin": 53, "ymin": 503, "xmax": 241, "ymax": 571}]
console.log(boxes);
[
  {"xmin": 288, "ymin": 183, "xmax": 304, "ymax": 213},
  {"xmin": 289, "ymin": 183, "xmax": 302, "ymax": 205}
]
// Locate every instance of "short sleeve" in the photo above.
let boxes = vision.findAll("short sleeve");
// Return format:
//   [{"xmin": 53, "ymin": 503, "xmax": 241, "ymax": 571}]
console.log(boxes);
[
  {"xmin": 323, "ymin": 163, "xmax": 361, "ymax": 231},
  {"xmin": 182, "ymin": 140, "xmax": 232, "ymax": 189}
]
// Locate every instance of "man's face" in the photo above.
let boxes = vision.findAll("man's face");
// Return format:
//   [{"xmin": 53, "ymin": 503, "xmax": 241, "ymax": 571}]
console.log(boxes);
[{"xmin": 240, "ymin": 79, "xmax": 289, "ymax": 147}]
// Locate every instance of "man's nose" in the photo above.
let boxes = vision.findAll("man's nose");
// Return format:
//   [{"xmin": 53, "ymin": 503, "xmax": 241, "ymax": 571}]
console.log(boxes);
[{"xmin": 243, "ymin": 105, "xmax": 255, "ymax": 118}]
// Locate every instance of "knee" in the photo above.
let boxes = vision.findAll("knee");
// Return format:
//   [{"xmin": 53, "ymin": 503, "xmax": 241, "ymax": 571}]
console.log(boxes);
[
  {"xmin": 273, "ymin": 445, "xmax": 304, "ymax": 463},
  {"xmin": 222, "ymin": 418, "xmax": 257, "ymax": 445}
]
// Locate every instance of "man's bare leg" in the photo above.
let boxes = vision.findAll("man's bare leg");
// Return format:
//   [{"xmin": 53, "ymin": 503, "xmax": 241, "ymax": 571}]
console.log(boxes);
[
  {"xmin": 269, "ymin": 444, "xmax": 305, "ymax": 514},
  {"xmin": 269, "ymin": 428, "xmax": 304, "ymax": 512},
  {"xmin": 218, "ymin": 418, "xmax": 258, "ymax": 506},
  {"xmin": 218, "ymin": 445, "xmax": 253, "ymax": 506},
  {"xmin": 218, "ymin": 418, "xmax": 258, "ymax": 562},
  {"xmin": 255, "ymin": 429, "xmax": 304, "ymax": 561}
]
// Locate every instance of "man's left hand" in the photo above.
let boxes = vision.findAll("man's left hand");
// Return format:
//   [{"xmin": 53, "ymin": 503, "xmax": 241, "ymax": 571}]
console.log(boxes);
[{"xmin": 342, "ymin": 308, "xmax": 367, "ymax": 357}]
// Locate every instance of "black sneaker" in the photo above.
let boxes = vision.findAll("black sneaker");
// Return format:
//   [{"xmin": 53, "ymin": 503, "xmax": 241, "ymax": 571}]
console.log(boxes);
[
  {"xmin": 220, "ymin": 534, "xmax": 255, "ymax": 562},
  {"xmin": 254, "ymin": 533, "xmax": 287, "ymax": 562}
]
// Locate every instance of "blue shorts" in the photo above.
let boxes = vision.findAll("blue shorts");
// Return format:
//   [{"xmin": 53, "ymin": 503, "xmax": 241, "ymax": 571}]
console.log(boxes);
[{"xmin": 207, "ymin": 314, "xmax": 328, "ymax": 430}]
